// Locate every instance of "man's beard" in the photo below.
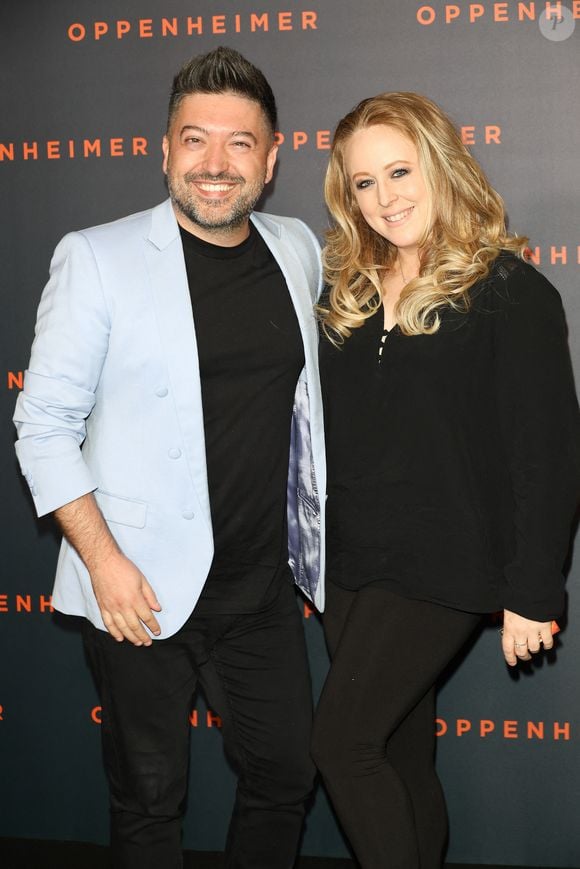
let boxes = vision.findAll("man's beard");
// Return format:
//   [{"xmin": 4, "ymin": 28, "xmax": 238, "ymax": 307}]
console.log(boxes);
[{"xmin": 167, "ymin": 169, "xmax": 266, "ymax": 235}]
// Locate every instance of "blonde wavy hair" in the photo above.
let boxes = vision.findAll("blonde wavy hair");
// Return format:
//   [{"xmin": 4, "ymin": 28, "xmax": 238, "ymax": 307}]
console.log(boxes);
[{"xmin": 319, "ymin": 92, "xmax": 528, "ymax": 341}]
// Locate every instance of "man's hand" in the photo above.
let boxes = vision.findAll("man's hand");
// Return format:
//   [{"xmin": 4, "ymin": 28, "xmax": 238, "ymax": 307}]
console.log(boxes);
[
  {"xmin": 501, "ymin": 608, "xmax": 554, "ymax": 667},
  {"xmin": 54, "ymin": 492, "xmax": 162, "ymax": 646},
  {"xmin": 91, "ymin": 550, "xmax": 161, "ymax": 645}
]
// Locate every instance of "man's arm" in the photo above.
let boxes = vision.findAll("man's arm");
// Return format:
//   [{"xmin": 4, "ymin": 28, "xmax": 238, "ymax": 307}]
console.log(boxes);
[
  {"xmin": 14, "ymin": 231, "xmax": 109, "ymax": 516},
  {"xmin": 15, "ymin": 230, "xmax": 163, "ymax": 645},
  {"xmin": 55, "ymin": 493, "xmax": 161, "ymax": 646}
]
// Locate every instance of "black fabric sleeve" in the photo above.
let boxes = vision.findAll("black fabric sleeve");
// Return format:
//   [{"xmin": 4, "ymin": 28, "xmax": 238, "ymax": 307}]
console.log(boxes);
[{"xmin": 493, "ymin": 259, "xmax": 580, "ymax": 620}]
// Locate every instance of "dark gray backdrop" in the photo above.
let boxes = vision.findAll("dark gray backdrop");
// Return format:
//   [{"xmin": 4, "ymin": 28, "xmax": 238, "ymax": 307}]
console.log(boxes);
[{"xmin": 1, "ymin": 1, "xmax": 579, "ymax": 865}]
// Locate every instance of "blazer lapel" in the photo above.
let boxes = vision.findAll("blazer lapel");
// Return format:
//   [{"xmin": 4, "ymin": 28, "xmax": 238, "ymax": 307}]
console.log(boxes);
[
  {"xmin": 250, "ymin": 213, "xmax": 318, "ymax": 374},
  {"xmin": 144, "ymin": 200, "xmax": 212, "ymax": 528}
]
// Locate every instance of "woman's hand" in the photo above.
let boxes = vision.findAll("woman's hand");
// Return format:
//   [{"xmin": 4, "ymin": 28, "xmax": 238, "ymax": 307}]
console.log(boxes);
[{"xmin": 501, "ymin": 609, "xmax": 554, "ymax": 667}]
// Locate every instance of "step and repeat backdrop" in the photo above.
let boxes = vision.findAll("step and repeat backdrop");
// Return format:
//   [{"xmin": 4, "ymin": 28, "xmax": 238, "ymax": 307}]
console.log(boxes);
[{"xmin": 1, "ymin": 1, "xmax": 579, "ymax": 865}]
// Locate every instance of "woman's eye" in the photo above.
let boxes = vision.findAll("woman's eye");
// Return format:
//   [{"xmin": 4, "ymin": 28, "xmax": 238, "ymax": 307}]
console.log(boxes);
[
  {"xmin": 392, "ymin": 168, "xmax": 409, "ymax": 178},
  {"xmin": 355, "ymin": 179, "xmax": 373, "ymax": 190}
]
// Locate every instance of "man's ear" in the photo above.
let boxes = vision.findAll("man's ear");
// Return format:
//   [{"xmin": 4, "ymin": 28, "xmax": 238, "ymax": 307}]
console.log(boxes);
[
  {"xmin": 264, "ymin": 143, "xmax": 279, "ymax": 185},
  {"xmin": 161, "ymin": 136, "xmax": 169, "ymax": 174}
]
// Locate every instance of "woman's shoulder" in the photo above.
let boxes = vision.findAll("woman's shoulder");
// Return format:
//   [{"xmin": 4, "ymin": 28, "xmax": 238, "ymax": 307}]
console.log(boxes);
[{"xmin": 473, "ymin": 252, "xmax": 564, "ymax": 318}]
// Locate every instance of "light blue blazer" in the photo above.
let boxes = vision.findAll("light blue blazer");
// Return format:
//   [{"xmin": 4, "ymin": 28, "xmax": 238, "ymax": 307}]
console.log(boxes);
[{"xmin": 14, "ymin": 199, "xmax": 326, "ymax": 636}]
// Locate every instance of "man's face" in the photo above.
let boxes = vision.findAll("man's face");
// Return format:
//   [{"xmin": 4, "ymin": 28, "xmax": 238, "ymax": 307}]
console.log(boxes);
[{"xmin": 163, "ymin": 92, "xmax": 278, "ymax": 245}]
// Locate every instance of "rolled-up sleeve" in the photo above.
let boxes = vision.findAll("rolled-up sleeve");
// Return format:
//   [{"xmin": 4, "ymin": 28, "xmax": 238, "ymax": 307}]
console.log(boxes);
[{"xmin": 13, "ymin": 231, "xmax": 110, "ymax": 516}]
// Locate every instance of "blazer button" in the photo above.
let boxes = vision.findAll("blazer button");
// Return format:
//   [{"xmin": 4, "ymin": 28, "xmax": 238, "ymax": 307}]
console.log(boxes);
[
  {"xmin": 182, "ymin": 510, "xmax": 195, "ymax": 520},
  {"xmin": 155, "ymin": 387, "xmax": 169, "ymax": 398},
  {"xmin": 168, "ymin": 448, "xmax": 182, "ymax": 459}
]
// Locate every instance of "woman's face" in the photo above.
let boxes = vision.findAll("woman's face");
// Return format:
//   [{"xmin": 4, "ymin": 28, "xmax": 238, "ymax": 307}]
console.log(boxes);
[{"xmin": 344, "ymin": 124, "xmax": 431, "ymax": 258}]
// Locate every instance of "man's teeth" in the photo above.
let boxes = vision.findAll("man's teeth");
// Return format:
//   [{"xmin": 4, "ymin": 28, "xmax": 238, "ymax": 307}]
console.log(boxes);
[{"xmin": 198, "ymin": 183, "xmax": 234, "ymax": 192}]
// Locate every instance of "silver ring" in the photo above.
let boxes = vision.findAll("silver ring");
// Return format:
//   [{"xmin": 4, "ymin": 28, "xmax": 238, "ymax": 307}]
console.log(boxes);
[{"xmin": 514, "ymin": 642, "xmax": 528, "ymax": 648}]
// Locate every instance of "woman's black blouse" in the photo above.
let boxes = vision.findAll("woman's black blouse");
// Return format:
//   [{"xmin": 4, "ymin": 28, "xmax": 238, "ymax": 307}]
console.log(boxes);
[{"xmin": 319, "ymin": 255, "xmax": 580, "ymax": 621}]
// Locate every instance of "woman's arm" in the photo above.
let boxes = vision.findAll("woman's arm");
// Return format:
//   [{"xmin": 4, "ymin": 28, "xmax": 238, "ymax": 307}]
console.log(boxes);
[{"xmin": 493, "ymin": 259, "xmax": 580, "ymax": 656}]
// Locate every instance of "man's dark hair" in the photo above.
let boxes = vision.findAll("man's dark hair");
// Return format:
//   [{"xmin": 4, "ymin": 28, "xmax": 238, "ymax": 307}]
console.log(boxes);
[{"xmin": 167, "ymin": 46, "xmax": 277, "ymax": 137}]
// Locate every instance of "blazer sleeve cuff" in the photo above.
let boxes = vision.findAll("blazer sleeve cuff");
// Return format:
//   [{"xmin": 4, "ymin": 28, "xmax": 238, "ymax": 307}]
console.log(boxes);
[{"xmin": 15, "ymin": 436, "xmax": 97, "ymax": 517}]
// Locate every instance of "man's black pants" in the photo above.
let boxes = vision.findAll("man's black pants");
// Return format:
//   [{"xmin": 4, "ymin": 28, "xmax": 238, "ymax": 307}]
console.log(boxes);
[{"xmin": 83, "ymin": 579, "xmax": 315, "ymax": 869}]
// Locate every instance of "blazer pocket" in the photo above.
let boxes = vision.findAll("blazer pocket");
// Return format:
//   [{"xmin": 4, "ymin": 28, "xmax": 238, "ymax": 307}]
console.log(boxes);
[{"xmin": 94, "ymin": 490, "xmax": 148, "ymax": 529}]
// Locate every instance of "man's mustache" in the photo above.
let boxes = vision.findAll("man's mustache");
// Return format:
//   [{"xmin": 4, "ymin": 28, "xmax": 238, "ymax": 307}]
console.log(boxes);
[{"xmin": 184, "ymin": 171, "xmax": 245, "ymax": 184}]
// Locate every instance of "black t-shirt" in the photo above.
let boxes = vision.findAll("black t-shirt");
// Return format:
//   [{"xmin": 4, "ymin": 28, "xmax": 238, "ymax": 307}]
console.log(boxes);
[
  {"xmin": 319, "ymin": 255, "xmax": 580, "ymax": 621},
  {"xmin": 180, "ymin": 223, "xmax": 304, "ymax": 613}
]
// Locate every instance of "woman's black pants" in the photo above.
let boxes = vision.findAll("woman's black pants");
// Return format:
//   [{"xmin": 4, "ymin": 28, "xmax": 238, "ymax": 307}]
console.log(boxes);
[{"xmin": 311, "ymin": 583, "xmax": 481, "ymax": 869}]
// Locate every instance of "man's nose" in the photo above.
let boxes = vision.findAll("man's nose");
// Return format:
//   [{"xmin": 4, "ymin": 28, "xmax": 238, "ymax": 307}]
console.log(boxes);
[{"xmin": 202, "ymin": 142, "xmax": 230, "ymax": 176}]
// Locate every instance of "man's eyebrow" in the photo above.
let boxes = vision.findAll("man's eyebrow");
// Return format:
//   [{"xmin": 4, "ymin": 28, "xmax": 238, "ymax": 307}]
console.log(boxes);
[
  {"xmin": 231, "ymin": 130, "xmax": 258, "ymax": 143},
  {"xmin": 180, "ymin": 125, "xmax": 209, "ymax": 136}
]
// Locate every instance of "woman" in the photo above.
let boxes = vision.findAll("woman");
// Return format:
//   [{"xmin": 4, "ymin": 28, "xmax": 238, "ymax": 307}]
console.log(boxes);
[{"xmin": 312, "ymin": 92, "xmax": 579, "ymax": 869}]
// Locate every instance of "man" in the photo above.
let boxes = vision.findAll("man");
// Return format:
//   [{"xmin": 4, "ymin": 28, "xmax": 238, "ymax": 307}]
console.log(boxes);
[{"xmin": 13, "ymin": 47, "xmax": 325, "ymax": 869}]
